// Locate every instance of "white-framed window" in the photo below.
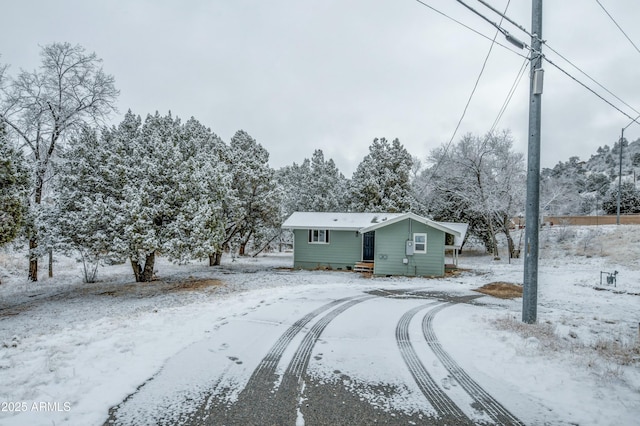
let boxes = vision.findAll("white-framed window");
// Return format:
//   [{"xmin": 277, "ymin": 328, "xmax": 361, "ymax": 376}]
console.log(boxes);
[
  {"xmin": 308, "ymin": 229, "xmax": 330, "ymax": 244},
  {"xmin": 413, "ymin": 233, "xmax": 427, "ymax": 253}
]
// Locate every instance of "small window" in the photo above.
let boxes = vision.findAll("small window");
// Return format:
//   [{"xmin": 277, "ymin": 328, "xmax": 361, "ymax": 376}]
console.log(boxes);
[
  {"xmin": 413, "ymin": 233, "xmax": 427, "ymax": 253},
  {"xmin": 308, "ymin": 229, "xmax": 330, "ymax": 244}
]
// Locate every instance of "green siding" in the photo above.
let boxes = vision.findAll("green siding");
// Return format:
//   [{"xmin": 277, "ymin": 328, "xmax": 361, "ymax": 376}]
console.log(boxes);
[
  {"xmin": 293, "ymin": 229, "xmax": 362, "ymax": 270},
  {"xmin": 373, "ymin": 219, "xmax": 445, "ymax": 277}
]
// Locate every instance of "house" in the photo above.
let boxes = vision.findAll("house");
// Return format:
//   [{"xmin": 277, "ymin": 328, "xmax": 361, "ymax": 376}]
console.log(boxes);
[{"xmin": 281, "ymin": 212, "xmax": 468, "ymax": 277}]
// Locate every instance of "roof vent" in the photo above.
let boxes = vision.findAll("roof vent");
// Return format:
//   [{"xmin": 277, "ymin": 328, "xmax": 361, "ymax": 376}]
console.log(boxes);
[{"xmin": 371, "ymin": 216, "xmax": 379, "ymax": 223}]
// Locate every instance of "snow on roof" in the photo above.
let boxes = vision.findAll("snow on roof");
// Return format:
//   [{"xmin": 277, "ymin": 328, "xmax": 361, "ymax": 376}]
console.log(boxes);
[
  {"xmin": 281, "ymin": 212, "xmax": 405, "ymax": 231},
  {"xmin": 358, "ymin": 212, "xmax": 461, "ymax": 237},
  {"xmin": 438, "ymin": 221, "xmax": 469, "ymax": 248},
  {"xmin": 282, "ymin": 212, "xmax": 466, "ymax": 240}
]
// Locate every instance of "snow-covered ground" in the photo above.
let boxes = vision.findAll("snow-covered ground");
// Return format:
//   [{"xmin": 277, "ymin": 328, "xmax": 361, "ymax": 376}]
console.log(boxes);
[{"xmin": 0, "ymin": 224, "xmax": 639, "ymax": 425}]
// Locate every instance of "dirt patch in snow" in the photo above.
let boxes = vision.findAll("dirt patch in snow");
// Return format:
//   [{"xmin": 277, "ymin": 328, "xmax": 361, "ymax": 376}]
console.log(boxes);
[
  {"xmin": 474, "ymin": 282, "xmax": 523, "ymax": 299},
  {"xmin": 96, "ymin": 278, "xmax": 224, "ymax": 297},
  {"xmin": 168, "ymin": 278, "xmax": 223, "ymax": 292}
]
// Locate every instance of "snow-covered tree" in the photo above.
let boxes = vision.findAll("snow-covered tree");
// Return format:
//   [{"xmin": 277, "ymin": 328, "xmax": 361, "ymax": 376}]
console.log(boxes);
[
  {"xmin": 602, "ymin": 182, "xmax": 640, "ymax": 214},
  {"xmin": 0, "ymin": 122, "xmax": 29, "ymax": 249},
  {"xmin": 418, "ymin": 131, "xmax": 525, "ymax": 256},
  {"xmin": 0, "ymin": 43, "xmax": 119, "ymax": 281},
  {"xmin": 308, "ymin": 150, "xmax": 348, "ymax": 211},
  {"xmin": 278, "ymin": 149, "xmax": 347, "ymax": 215},
  {"xmin": 52, "ymin": 111, "xmax": 230, "ymax": 282},
  {"xmin": 219, "ymin": 130, "xmax": 281, "ymax": 258},
  {"xmin": 277, "ymin": 160, "xmax": 310, "ymax": 217},
  {"xmin": 349, "ymin": 138, "xmax": 415, "ymax": 213},
  {"xmin": 49, "ymin": 127, "xmax": 118, "ymax": 282}
]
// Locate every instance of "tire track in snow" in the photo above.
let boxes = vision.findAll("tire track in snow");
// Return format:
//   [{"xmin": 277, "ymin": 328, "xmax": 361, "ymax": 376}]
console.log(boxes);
[
  {"xmin": 422, "ymin": 303, "xmax": 525, "ymax": 425},
  {"xmin": 396, "ymin": 302, "xmax": 470, "ymax": 423},
  {"xmin": 197, "ymin": 295, "xmax": 372, "ymax": 425},
  {"xmin": 274, "ymin": 295, "xmax": 377, "ymax": 424},
  {"xmin": 246, "ymin": 295, "xmax": 364, "ymax": 386}
]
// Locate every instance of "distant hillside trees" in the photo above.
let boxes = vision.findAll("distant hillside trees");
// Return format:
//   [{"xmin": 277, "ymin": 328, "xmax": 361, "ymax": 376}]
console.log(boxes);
[
  {"xmin": 602, "ymin": 182, "xmax": 640, "ymax": 215},
  {"xmin": 0, "ymin": 43, "xmax": 119, "ymax": 281},
  {"xmin": 349, "ymin": 137, "xmax": 416, "ymax": 213},
  {"xmin": 415, "ymin": 131, "xmax": 525, "ymax": 257},
  {"xmin": 541, "ymin": 137, "xmax": 640, "ymax": 215}
]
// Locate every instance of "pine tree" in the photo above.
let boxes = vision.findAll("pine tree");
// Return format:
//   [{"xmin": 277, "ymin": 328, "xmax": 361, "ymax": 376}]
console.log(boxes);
[
  {"xmin": 50, "ymin": 127, "xmax": 118, "ymax": 282},
  {"xmin": 308, "ymin": 150, "xmax": 348, "ymax": 211},
  {"xmin": 52, "ymin": 111, "xmax": 232, "ymax": 282},
  {"xmin": 349, "ymin": 138, "xmax": 415, "ymax": 213},
  {"xmin": 0, "ymin": 122, "xmax": 29, "ymax": 248},
  {"xmin": 221, "ymin": 130, "xmax": 281, "ymax": 258}
]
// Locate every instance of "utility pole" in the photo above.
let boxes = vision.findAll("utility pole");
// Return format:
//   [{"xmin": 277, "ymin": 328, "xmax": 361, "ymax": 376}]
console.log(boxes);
[
  {"xmin": 522, "ymin": 0, "xmax": 543, "ymax": 324},
  {"xmin": 617, "ymin": 128, "xmax": 624, "ymax": 225},
  {"xmin": 616, "ymin": 115, "xmax": 640, "ymax": 223}
]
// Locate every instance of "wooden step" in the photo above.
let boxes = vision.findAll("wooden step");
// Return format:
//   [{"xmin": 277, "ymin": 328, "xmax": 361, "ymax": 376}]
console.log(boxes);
[{"xmin": 354, "ymin": 262, "xmax": 374, "ymax": 272}]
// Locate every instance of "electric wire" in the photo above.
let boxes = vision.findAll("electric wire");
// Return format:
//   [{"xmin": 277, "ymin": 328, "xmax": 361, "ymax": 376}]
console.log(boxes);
[
  {"xmin": 454, "ymin": 0, "xmax": 524, "ymax": 49},
  {"xmin": 475, "ymin": 0, "xmax": 534, "ymax": 38},
  {"xmin": 489, "ymin": 56, "xmax": 529, "ymax": 134},
  {"xmin": 412, "ymin": 0, "xmax": 528, "ymax": 59},
  {"xmin": 543, "ymin": 43, "xmax": 640, "ymax": 116},
  {"xmin": 468, "ymin": 0, "xmax": 640, "ymax": 118},
  {"xmin": 417, "ymin": 0, "xmax": 511, "ymax": 189},
  {"xmin": 594, "ymin": 0, "xmax": 640, "ymax": 55},
  {"xmin": 414, "ymin": 0, "xmax": 640, "ymax": 153},
  {"xmin": 543, "ymin": 55, "xmax": 640, "ymax": 127}
]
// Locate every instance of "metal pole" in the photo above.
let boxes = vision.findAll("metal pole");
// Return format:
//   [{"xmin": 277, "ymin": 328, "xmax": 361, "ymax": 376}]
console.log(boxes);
[
  {"xmin": 616, "ymin": 128, "xmax": 623, "ymax": 225},
  {"xmin": 522, "ymin": 0, "xmax": 543, "ymax": 324}
]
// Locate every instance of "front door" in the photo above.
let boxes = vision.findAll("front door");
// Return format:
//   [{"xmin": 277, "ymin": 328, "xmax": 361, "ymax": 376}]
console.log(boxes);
[{"xmin": 363, "ymin": 231, "xmax": 375, "ymax": 261}]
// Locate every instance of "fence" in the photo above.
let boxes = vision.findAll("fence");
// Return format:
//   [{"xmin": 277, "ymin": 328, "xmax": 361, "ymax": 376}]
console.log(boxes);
[{"xmin": 539, "ymin": 215, "xmax": 640, "ymax": 226}]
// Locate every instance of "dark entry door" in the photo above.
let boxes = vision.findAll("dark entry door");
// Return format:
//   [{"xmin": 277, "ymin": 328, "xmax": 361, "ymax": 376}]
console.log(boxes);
[{"xmin": 363, "ymin": 231, "xmax": 375, "ymax": 261}]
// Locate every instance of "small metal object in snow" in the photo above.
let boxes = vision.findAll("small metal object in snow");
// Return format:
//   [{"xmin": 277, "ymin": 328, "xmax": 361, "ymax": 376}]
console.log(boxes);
[{"xmin": 600, "ymin": 270, "xmax": 618, "ymax": 287}]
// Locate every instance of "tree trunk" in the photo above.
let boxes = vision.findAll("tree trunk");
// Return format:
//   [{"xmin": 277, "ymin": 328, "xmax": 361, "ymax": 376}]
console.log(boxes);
[
  {"xmin": 28, "ymin": 171, "xmax": 45, "ymax": 282},
  {"xmin": 209, "ymin": 250, "xmax": 222, "ymax": 266},
  {"xmin": 487, "ymin": 219, "xmax": 499, "ymax": 258},
  {"xmin": 28, "ymin": 237, "xmax": 38, "ymax": 282},
  {"xmin": 238, "ymin": 231, "xmax": 253, "ymax": 256},
  {"xmin": 48, "ymin": 248, "xmax": 53, "ymax": 278},
  {"xmin": 130, "ymin": 258, "xmax": 142, "ymax": 282},
  {"xmin": 142, "ymin": 251, "xmax": 155, "ymax": 281},
  {"xmin": 130, "ymin": 251, "xmax": 156, "ymax": 282},
  {"xmin": 506, "ymin": 230, "xmax": 514, "ymax": 259}
]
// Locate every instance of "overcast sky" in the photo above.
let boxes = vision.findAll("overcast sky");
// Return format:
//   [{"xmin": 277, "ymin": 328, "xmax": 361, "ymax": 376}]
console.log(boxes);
[{"xmin": 2, "ymin": 0, "xmax": 640, "ymax": 176}]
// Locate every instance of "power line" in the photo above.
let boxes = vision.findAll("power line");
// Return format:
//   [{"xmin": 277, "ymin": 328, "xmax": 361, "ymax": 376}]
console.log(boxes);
[
  {"xmin": 454, "ymin": 0, "xmax": 523, "ymax": 47},
  {"xmin": 418, "ymin": 0, "xmax": 511, "ymax": 187},
  {"xmin": 468, "ymin": 0, "xmax": 640, "ymax": 117},
  {"xmin": 594, "ymin": 0, "xmax": 640, "ymax": 56},
  {"xmin": 490, "ymin": 56, "xmax": 529, "ymax": 134},
  {"xmin": 460, "ymin": 0, "xmax": 640, "ymax": 124},
  {"xmin": 475, "ymin": 0, "xmax": 534, "ymax": 38},
  {"xmin": 412, "ymin": 0, "xmax": 528, "ymax": 59},
  {"xmin": 543, "ymin": 55, "xmax": 640, "ymax": 127},
  {"xmin": 413, "ymin": 0, "xmax": 640, "ymax": 134},
  {"xmin": 542, "ymin": 43, "xmax": 640, "ymax": 116}
]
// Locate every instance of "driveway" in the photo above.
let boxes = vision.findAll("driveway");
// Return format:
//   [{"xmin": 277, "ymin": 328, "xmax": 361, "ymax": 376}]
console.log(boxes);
[{"xmin": 104, "ymin": 287, "xmax": 529, "ymax": 426}]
